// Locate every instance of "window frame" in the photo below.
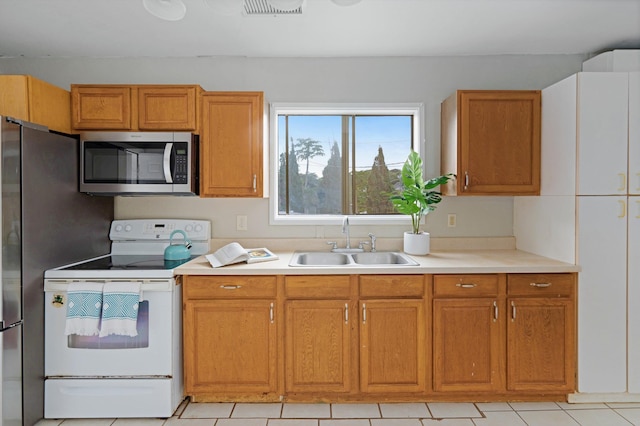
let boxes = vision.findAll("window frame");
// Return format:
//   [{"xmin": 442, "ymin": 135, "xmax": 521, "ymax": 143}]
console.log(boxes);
[{"xmin": 269, "ymin": 102, "xmax": 425, "ymax": 225}]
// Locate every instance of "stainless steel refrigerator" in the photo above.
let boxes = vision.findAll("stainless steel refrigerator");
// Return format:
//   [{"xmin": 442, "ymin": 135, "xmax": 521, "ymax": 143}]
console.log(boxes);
[{"xmin": 0, "ymin": 116, "xmax": 114, "ymax": 426}]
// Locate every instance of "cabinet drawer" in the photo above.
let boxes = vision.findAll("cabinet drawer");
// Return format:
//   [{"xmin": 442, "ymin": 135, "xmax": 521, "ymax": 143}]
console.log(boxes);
[
  {"xmin": 359, "ymin": 275, "xmax": 424, "ymax": 298},
  {"xmin": 184, "ymin": 275, "xmax": 276, "ymax": 299},
  {"xmin": 507, "ymin": 273, "xmax": 575, "ymax": 297},
  {"xmin": 433, "ymin": 274, "xmax": 499, "ymax": 297},
  {"xmin": 285, "ymin": 276, "xmax": 351, "ymax": 298}
]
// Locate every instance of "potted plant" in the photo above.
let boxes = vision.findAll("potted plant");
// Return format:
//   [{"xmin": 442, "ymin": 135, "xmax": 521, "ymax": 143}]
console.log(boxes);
[{"xmin": 390, "ymin": 150, "xmax": 455, "ymax": 255}]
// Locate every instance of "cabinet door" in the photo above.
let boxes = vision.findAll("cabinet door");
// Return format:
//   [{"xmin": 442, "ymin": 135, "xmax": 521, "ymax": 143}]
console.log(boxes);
[
  {"xmin": 0, "ymin": 75, "xmax": 71, "ymax": 133},
  {"xmin": 285, "ymin": 299, "xmax": 351, "ymax": 393},
  {"xmin": 200, "ymin": 92, "xmax": 264, "ymax": 197},
  {"xmin": 577, "ymin": 72, "xmax": 629, "ymax": 195},
  {"xmin": 458, "ymin": 91, "xmax": 540, "ymax": 195},
  {"xmin": 628, "ymin": 196, "xmax": 640, "ymax": 391},
  {"xmin": 507, "ymin": 298, "xmax": 575, "ymax": 392},
  {"xmin": 138, "ymin": 86, "xmax": 198, "ymax": 131},
  {"xmin": 433, "ymin": 298, "xmax": 503, "ymax": 392},
  {"xmin": 629, "ymin": 73, "xmax": 640, "ymax": 195},
  {"xmin": 360, "ymin": 300, "xmax": 426, "ymax": 393},
  {"xmin": 71, "ymin": 86, "xmax": 131, "ymax": 130},
  {"xmin": 576, "ymin": 195, "xmax": 627, "ymax": 392},
  {"xmin": 183, "ymin": 299, "xmax": 277, "ymax": 395}
]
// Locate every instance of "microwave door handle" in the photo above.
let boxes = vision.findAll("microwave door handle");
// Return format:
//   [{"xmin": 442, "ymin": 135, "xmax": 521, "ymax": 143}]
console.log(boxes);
[{"xmin": 163, "ymin": 143, "xmax": 173, "ymax": 184}]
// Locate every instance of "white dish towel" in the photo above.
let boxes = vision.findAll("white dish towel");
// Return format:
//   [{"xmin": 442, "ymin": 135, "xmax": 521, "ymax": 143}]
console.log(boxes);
[
  {"xmin": 65, "ymin": 282, "xmax": 104, "ymax": 336},
  {"xmin": 99, "ymin": 282, "xmax": 142, "ymax": 337}
]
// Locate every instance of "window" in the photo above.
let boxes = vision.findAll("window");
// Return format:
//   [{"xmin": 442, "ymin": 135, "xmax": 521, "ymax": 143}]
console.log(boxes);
[{"xmin": 270, "ymin": 103, "xmax": 423, "ymax": 224}]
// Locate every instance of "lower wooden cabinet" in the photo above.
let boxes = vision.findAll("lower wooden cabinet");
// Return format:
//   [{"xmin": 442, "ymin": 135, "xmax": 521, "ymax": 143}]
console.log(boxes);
[
  {"xmin": 182, "ymin": 275, "xmax": 278, "ymax": 400},
  {"xmin": 360, "ymin": 299, "xmax": 426, "ymax": 393},
  {"xmin": 182, "ymin": 272, "xmax": 576, "ymax": 401},
  {"xmin": 506, "ymin": 273, "xmax": 576, "ymax": 392},
  {"xmin": 183, "ymin": 299, "xmax": 277, "ymax": 395},
  {"xmin": 359, "ymin": 275, "xmax": 427, "ymax": 394},
  {"xmin": 432, "ymin": 273, "xmax": 576, "ymax": 396},
  {"xmin": 433, "ymin": 275, "xmax": 504, "ymax": 392},
  {"xmin": 285, "ymin": 299, "xmax": 352, "ymax": 393}
]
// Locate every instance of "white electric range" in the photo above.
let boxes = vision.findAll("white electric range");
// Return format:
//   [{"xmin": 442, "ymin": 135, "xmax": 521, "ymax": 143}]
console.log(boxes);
[{"xmin": 43, "ymin": 219, "xmax": 210, "ymax": 419}]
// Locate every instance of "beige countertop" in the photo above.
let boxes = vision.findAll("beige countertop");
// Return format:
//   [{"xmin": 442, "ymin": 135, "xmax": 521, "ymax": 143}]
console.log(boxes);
[{"xmin": 176, "ymin": 248, "xmax": 580, "ymax": 276}]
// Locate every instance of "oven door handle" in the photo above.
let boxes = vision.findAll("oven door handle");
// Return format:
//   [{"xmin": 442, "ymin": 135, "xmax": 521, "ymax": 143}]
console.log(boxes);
[{"xmin": 163, "ymin": 143, "xmax": 173, "ymax": 184}]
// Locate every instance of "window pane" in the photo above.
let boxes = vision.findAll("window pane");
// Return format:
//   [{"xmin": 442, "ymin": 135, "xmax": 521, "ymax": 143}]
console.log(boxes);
[
  {"xmin": 276, "ymin": 109, "xmax": 415, "ymax": 218},
  {"xmin": 278, "ymin": 115, "xmax": 343, "ymax": 215},
  {"xmin": 353, "ymin": 116, "xmax": 412, "ymax": 215}
]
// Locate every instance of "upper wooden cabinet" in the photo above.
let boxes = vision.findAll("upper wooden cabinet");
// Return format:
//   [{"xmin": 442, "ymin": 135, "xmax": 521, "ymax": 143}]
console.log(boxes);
[
  {"xmin": 0, "ymin": 75, "xmax": 71, "ymax": 133},
  {"xmin": 71, "ymin": 84, "xmax": 201, "ymax": 131},
  {"xmin": 441, "ymin": 90, "xmax": 541, "ymax": 196},
  {"xmin": 200, "ymin": 92, "xmax": 265, "ymax": 197}
]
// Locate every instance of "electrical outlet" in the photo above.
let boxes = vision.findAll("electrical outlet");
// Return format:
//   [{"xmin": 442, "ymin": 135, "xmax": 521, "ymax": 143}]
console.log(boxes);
[
  {"xmin": 447, "ymin": 213, "xmax": 457, "ymax": 228},
  {"xmin": 236, "ymin": 215, "xmax": 248, "ymax": 231}
]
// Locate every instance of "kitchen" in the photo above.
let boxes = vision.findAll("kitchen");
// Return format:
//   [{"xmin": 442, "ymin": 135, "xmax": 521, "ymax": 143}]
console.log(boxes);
[{"xmin": 1, "ymin": 0, "xmax": 640, "ymax": 424}]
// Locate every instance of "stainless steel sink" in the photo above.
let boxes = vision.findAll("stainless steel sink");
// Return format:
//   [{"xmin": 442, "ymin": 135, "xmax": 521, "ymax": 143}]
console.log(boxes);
[
  {"xmin": 289, "ymin": 251, "xmax": 418, "ymax": 267},
  {"xmin": 351, "ymin": 252, "xmax": 418, "ymax": 265},
  {"xmin": 293, "ymin": 252, "xmax": 352, "ymax": 265}
]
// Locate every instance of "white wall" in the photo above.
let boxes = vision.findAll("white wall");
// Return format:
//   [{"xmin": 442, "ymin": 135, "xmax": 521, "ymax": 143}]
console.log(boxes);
[{"xmin": 0, "ymin": 55, "xmax": 586, "ymax": 240}]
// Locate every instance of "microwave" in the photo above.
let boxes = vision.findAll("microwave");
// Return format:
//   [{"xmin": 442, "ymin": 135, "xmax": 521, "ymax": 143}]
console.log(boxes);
[{"xmin": 80, "ymin": 131, "xmax": 199, "ymax": 196}]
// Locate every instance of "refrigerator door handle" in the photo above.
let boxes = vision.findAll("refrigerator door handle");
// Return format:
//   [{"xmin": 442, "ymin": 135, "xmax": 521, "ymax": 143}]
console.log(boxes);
[{"xmin": 0, "ymin": 319, "xmax": 23, "ymax": 332}]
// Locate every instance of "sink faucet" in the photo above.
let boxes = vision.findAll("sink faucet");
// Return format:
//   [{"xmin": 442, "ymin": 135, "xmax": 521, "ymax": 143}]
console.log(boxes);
[
  {"xmin": 368, "ymin": 233, "xmax": 377, "ymax": 252},
  {"xmin": 342, "ymin": 216, "xmax": 351, "ymax": 249}
]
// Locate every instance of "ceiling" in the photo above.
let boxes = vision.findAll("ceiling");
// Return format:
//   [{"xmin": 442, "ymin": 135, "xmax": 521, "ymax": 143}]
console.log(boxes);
[{"xmin": 0, "ymin": 0, "xmax": 639, "ymax": 58}]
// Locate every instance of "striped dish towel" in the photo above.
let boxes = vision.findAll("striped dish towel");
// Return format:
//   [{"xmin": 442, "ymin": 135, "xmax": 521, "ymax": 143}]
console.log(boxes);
[
  {"xmin": 99, "ymin": 282, "xmax": 142, "ymax": 337},
  {"xmin": 65, "ymin": 282, "xmax": 104, "ymax": 336}
]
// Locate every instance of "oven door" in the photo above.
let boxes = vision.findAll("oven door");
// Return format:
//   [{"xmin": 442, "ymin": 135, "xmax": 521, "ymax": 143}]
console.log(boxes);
[{"xmin": 44, "ymin": 279, "xmax": 177, "ymax": 377}]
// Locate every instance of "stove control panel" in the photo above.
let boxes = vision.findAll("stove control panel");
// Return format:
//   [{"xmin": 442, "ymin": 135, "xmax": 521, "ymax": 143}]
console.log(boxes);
[{"xmin": 110, "ymin": 219, "xmax": 211, "ymax": 242}]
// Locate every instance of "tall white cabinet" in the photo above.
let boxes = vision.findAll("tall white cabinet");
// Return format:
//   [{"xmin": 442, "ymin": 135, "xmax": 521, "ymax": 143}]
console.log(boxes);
[{"xmin": 514, "ymin": 71, "xmax": 640, "ymax": 398}]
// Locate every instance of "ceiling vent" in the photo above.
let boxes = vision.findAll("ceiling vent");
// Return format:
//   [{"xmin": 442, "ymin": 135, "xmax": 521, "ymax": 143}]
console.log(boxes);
[{"xmin": 244, "ymin": 0, "xmax": 303, "ymax": 15}]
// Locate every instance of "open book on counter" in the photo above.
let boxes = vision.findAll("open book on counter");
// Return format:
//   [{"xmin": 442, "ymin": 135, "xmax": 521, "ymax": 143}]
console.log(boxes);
[{"xmin": 205, "ymin": 242, "xmax": 279, "ymax": 268}]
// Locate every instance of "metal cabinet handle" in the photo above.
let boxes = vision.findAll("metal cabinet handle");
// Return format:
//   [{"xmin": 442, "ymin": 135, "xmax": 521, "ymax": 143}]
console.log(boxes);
[
  {"xmin": 618, "ymin": 173, "xmax": 627, "ymax": 192},
  {"xmin": 362, "ymin": 303, "xmax": 366, "ymax": 324},
  {"xmin": 511, "ymin": 301, "xmax": 516, "ymax": 321},
  {"xmin": 269, "ymin": 302, "xmax": 274, "ymax": 323},
  {"xmin": 619, "ymin": 200, "xmax": 627, "ymax": 219},
  {"xmin": 456, "ymin": 283, "xmax": 477, "ymax": 288},
  {"xmin": 252, "ymin": 174, "xmax": 257, "ymax": 192},
  {"xmin": 464, "ymin": 171, "xmax": 469, "ymax": 190},
  {"xmin": 493, "ymin": 301, "xmax": 498, "ymax": 322},
  {"xmin": 344, "ymin": 303, "xmax": 349, "ymax": 323},
  {"xmin": 530, "ymin": 282, "xmax": 552, "ymax": 288},
  {"xmin": 220, "ymin": 285, "xmax": 242, "ymax": 290}
]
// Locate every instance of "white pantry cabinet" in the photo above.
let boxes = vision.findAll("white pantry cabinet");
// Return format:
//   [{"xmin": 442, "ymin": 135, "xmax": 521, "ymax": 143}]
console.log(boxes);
[
  {"xmin": 576, "ymin": 196, "xmax": 627, "ymax": 392},
  {"xmin": 629, "ymin": 73, "xmax": 640, "ymax": 195},
  {"xmin": 514, "ymin": 71, "xmax": 640, "ymax": 397},
  {"xmin": 629, "ymin": 196, "xmax": 640, "ymax": 392}
]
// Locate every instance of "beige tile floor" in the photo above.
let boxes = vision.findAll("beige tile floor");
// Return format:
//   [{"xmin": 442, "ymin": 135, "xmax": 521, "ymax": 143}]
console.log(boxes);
[{"xmin": 35, "ymin": 400, "xmax": 640, "ymax": 425}]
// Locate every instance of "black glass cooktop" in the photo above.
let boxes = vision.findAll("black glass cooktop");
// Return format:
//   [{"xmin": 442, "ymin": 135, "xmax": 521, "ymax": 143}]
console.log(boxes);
[{"xmin": 62, "ymin": 255, "xmax": 197, "ymax": 271}]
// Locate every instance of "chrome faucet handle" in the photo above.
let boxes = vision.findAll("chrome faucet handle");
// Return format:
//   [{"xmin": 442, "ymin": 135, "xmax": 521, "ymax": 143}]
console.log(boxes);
[
  {"xmin": 358, "ymin": 241, "xmax": 370, "ymax": 250},
  {"xmin": 327, "ymin": 241, "xmax": 338, "ymax": 250},
  {"xmin": 368, "ymin": 233, "xmax": 377, "ymax": 252}
]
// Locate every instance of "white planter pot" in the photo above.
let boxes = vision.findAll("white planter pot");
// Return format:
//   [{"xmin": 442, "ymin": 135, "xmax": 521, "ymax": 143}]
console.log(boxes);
[{"xmin": 403, "ymin": 231, "xmax": 430, "ymax": 255}]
